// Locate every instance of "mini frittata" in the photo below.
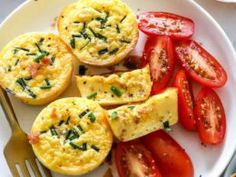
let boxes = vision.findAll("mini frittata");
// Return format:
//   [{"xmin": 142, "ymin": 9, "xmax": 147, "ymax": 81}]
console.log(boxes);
[
  {"xmin": 30, "ymin": 97, "xmax": 113, "ymax": 175},
  {"xmin": 0, "ymin": 33, "xmax": 73, "ymax": 105},
  {"xmin": 76, "ymin": 66, "xmax": 152, "ymax": 106},
  {"xmin": 107, "ymin": 88, "xmax": 178, "ymax": 142},
  {"xmin": 58, "ymin": 0, "xmax": 138, "ymax": 66}
]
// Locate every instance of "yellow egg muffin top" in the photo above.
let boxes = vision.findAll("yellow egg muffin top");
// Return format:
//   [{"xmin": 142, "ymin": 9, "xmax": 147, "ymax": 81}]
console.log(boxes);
[
  {"xmin": 0, "ymin": 33, "xmax": 73, "ymax": 105},
  {"xmin": 31, "ymin": 97, "xmax": 113, "ymax": 175},
  {"xmin": 58, "ymin": 0, "xmax": 138, "ymax": 66}
]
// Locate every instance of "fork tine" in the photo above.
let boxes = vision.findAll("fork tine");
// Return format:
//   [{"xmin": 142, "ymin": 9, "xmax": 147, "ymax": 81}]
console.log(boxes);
[
  {"xmin": 29, "ymin": 159, "xmax": 42, "ymax": 177},
  {"xmin": 20, "ymin": 162, "xmax": 31, "ymax": 177},
  {"xmin": 8, "ymin": 163, "xmax": 20, "ymax": 177},
  {"xmin": 41, "ymin": 165, "xmax": 52, "ymax": 177}
]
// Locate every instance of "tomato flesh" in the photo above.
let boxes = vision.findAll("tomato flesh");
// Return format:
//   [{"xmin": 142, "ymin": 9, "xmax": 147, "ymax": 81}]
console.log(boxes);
[
  {"xmin": 194, "ymin": 87, "xmax": 226, "ymax": 145},
  {"xmin": 173, "ymin": 70, "xmax": 196, "ymax": 131},
  {"xmin": 142, "ymin": 36, "xmax": 174, "ymax": 94},
  {"xmin": 142, "ymin": 130, "xmax": 194, "ymax": 177},
  {"xmin": 115, "ymin": 141, "xmax": 162, "ymax": 177},
  {"xmin": 138, "ymin": 12, "xmax": 194, "ymax": 39},
  {"xmin": 175, "ymin": 40, "xmax": 227, "ymax": 88}
]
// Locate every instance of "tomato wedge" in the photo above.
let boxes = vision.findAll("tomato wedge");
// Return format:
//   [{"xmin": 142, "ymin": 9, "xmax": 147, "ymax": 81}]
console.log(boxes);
[
  {"xmin": 115, "ymin": 141, "xmax": 162, "ymax": 177},
  {"xmin": 138, "ymin": 12, "xmax": 194, "ymax": 39},
  {"xmin": 175, "ymin": 40, "xmax": 227, "ymax": 88},
  {"xmin": 194, "ymin": 87, "xmax": 226, "ymax": 145},
  {"xmin": 142, "ymin": 130, "xmax": 194, "ymax": 177},
  {"xmin": 173, "ymin": 70, "xmax": 196, "ymax": 131},
  {"xmin": 142, "ymin": 36, "xmax": 174, "ymax": 94}
]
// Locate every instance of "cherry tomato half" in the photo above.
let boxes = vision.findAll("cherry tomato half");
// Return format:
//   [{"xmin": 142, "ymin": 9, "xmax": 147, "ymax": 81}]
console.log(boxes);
[
  {"xmin": 115, "ymin": 141, "xmax": 162, "ymax": 177},
  {"xmin": 194, "ymin": 87, "xmax": 226, "ymax": 145},
  {"xmin": 142, "ymin": 36, "xmax": 175, "ymax": 94},
  {"xmin": 173, "ymin": 70, "xmax": 196, "ymax": 131},
  {"xmin": 138, "ymin": 12, "xmax": 194, "ymax": 39},
  {"xmin": 142, "ymin": 130, "xmax": 194, "ymax": 177},
  {"xmin": 175, "ymin": 40, "xmax": 227, "ymax": 88}
]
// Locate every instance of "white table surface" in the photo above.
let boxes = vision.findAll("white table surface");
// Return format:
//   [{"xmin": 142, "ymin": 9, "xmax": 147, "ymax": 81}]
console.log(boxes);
[{"xmin": 0, "ymin": 0, "xmax": 235, "ymax": 177}]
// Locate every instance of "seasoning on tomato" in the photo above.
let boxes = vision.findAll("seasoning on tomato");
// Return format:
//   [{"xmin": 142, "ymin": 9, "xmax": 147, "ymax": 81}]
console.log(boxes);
[
  {"xmin": 115, "ymin": 141, "xmax": 162, "ymax": 177},
  {"xmin": 173, "ymin": 70, "xmax": 196, "ymax": 131},
  {"xmin": 175, "ymin": 39, "xmax": 227, "ymax": 88},
  {"xmin": 138, "ymin": 12, "xmax": 194, "ymax": 39},
  {"xmin": 194, "ymin": 87, "xmax": 226, "ymax": 145},
  {"xmin": 142, "ymin": 35, "xmax": 175, "ymax": 94},
  {"xmin": 142, "ymin": 130, "xmax": 194, "ymax": 177}
]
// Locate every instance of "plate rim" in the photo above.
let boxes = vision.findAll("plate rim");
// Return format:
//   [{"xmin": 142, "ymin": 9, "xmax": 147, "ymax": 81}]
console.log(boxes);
[{"xmin": 0, "ymin": 0, "xmax": 236, "ymax": 177}]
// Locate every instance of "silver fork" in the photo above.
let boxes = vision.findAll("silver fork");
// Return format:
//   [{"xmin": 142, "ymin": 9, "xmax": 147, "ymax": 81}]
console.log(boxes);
[{"xmin": 0, "ymin": 87, "xmax": 52, "ymax": 177}]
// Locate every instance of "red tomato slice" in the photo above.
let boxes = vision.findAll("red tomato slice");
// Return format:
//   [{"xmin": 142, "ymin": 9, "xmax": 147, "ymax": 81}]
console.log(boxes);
[
  {"xmin": 138, "ymin": 12, "xmax": 194, "ymax": 39},
  {"xmin": 142, "ymin": 36, "xmax": 175, "ymax": 94},
  {"xmin": 194, "ymin": 87, "xmax": 226, "ymax": 145},
  {"xmin": 115, "ymin": 141, "xmax": 162, "ymax": 177},
  {"xmin": 173, "ymin": 70, "xmax": 196, "ymax": 131},
  {"xmin": 142, "ymin": 130, "xmax": 194, "ymax": 177},
  {"xmin": 175, "ymin": 40, "xmax": 227, "ymax": 88}
]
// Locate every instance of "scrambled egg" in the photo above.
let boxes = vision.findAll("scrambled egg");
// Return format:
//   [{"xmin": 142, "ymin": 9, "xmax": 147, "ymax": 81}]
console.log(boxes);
[
  {"xmin": 107, "ymin": 88, "xmax": 178, "ymax": 142},
  {"xmin": 31, "ymin": 97, "xmax": 113, "ymax": 175},
  {"xmin": 76, "ymin": 66, "xmax": 152, "ymax": 106},
  {"xmin": 58, "ymin": 0, "xmax": 138, "ymax": 66},
  {"xmin": 0, "ymin": 33, "xmax": 73, "ymax": 105}
]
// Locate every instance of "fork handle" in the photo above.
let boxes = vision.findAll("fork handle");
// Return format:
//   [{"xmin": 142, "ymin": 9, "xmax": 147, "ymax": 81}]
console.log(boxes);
[{"xmin": 0, "ymin": 87, "xmax": 20, "ymax": 131}]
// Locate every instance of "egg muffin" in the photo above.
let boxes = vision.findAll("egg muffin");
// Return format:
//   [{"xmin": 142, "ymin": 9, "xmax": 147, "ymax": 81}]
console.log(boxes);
[
  {"xmin": 58, "ymin": 0, "xmax": 138, "ymax": 66},
  {"xmin": 30, "ymin": 97, "xmax": 113, "ymax": 175},
  {"xmin": 0, "ymin": 33, "xmax": 73, "ymax": 105},
  {"xmin": 76, "ymin": 66, "xmax": 152, "ymax": 106}
]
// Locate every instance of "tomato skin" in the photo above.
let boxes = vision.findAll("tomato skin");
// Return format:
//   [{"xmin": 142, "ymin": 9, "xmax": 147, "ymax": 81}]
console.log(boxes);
[
  {"xmin": 115, "ymin": 141, "xmax": 162, "ymax": 177},
  {"xmin": 138, "ymin": 12, "xmax": 194, "ymax": 39},
  {"xmin": 194, "ymin": 87, "xmax": 226, "ymax": 145},
  {"xmin": 142, "ymin": 130, "xmax": 194, "ymax": 177},
  {"xmin": 142, "ymin": 36, "xmax": 175, "ymax": 94},
  {"xmin": 174, "ymin": 39, "xmax": 227, "ymax": 88},
  {"xmin": 173, "ymin": 70, "xmax": 196, "ymax": 131}
]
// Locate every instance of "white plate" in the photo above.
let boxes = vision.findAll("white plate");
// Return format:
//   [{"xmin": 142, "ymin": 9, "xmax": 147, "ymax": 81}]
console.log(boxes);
[{"xmin": 0, "ymin": 0, "xmax": 236, "ymax": 177}]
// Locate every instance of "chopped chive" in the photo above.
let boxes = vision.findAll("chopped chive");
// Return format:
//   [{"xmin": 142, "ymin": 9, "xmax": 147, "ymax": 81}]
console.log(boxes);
[
  {"xmin": 79, "ymin": 109, "xmax": 90, "ymax": 118},
  {"xmin": 65, "ymin": 129, "xmax": 79, "ymax": 140},
  {"xmin": 110, "ymin": 86, "xmax": 122, "ymax": 97},
  {"xmin": 69, "ymin": 142, "xmax": 79, "ymax": 149},
  {"xmin": 120, "ymin": 15, "xmax": 127, "ymax": 23},
  {"xmin": 28, "ymin": 89, "xmax": 37, "ymax": 98},
  {"xmin": 16, "ymin": 78, "xmax": 27, "ymax": 90},
  {"xmin": 35, "ymin": 43, "xmax": 42, "ymax": 52},
  {"xmin": 109, "ymin": 48, "xmax": 119, "ymax": 55},
  {"xmin": 51, "ymin": 56, "xmax": 55, "ymax": 64},
  {"xmin": 40, "ymin": 130, "xmax": 47, "ymax": 134},
  {"xmin": 81, "ymin": 23, "xmax": 87, "ymax": 33},
  {"xmin": 69, "ymin": 142, "xmax": 87, "ymax": 151},
  {"xmin": 87, "ymin": 92, "xmax": 97, "ymax": 99},
  {"xmin": 40, "ymin": 85, "xmax": 51, "ymax": 90},
  {"xmin": 88, "ymin": 27, "xmax": 97, "ymax": 37},
  {"xmin": 119, "ymin": 39, "xmax": 131, "ymax": 44},
  {"xmin": 163, "ymin": 121, "xmax": 172, "ymax": 132},
  {"xmin": 58, "ymin": 120, "xmax": 64, "ymax": 126},
  {"xmin": 70, "ymin": 38, "xmax": 76, "ymax": 49},
  {"xmin": 88, "ymin": 112, "xmax": 96, "ymax": 123},
  {"xmin": 14, "ymin": 59, "xmax": 19, "ymax": 66},
  {"xmin": 73, "ymin": 21, "xmax": 80, "ymax": 24},
  {"xmin": 116, "ymin": 24, "xmax": 120, "ymax": 33},
  {"xmin": 50, "ymin": 126, "xmax": 58, "ymax": 137},
  {"xmin": 5, "ymin": 88, "xmax": 14, "ymax": 95},
  {"xmin": 96, "ymin": 33, "xmax": 107, "ymax": 41},
  {"xmin": 13, "ymin": 47, "xmax": 30, "ymax": 54},
  {"xmin": 79, "ymin": 65, "xmax": 87, "ymax": 75},
  {"xmin": 98, "ymin": 48, "xmax": 108, "ymax": 55},
  {"xmin": 128, "ymin": 106, "xmax": 135, "ymax": 110},
  {"xmin": 91, "ymin": 145, "xmax": 100, "ymax": 152},
  {"xmin": 8, "ymin": 65, "xmax": 12, "ymax": 72},
  {"xmin": 38, "ymin": 38, "xmax": 44, "ymax": 46},
  {"xmin": 65, "ymin": 116, "xmax": 71, "ymax": 125},
  {"xmin": 33, "ymin": 53, "xmax": 46, "ymax": 63},
  {"xmin": 72, "ymin": 34, "xmax": 82, "ymax": 38},
  {"xmin": 24, "ymin": 76, "xmax": 32, "ymax": 81},
  {"xmin": 77, "ymin": 125, "xmax": 84, "ymax": 133},
  {"xmin": 110, "ymin": 111, "xmax": 118, "ymax": 120},
  {"xmin": 45, "ymin": 79, "xmax": 50, "ymax": 86},
  {"xmin": 96, "ymin": 12, "xmax": 109, "ymax": 28},
  {"xmin": 26, "ymin": 53, "xmax": 37, "ymax": 56}
]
